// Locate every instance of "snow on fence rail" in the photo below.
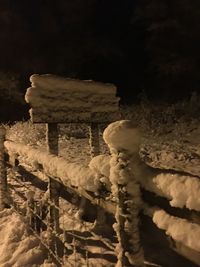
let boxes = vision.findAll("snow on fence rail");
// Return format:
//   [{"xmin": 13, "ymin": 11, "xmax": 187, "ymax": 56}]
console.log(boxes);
[{"xmin": 4, "ymin": 140, "xmax": 115, "ymax": 214}]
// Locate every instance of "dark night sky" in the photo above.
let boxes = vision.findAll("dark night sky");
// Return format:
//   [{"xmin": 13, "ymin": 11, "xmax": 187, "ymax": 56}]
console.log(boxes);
[
  {"xmin": 0, "ymin": 0, "xmax": 145, "ymax": 104},
  {"xmin": 0, "ymin": 0, "xmax": 199, "ymax": 120}
]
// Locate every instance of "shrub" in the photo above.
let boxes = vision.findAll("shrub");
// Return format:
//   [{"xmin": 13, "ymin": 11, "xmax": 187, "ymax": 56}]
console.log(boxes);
[{"xmin": 5, "ymin": 121, "xmax": 46, "ymax": 146}]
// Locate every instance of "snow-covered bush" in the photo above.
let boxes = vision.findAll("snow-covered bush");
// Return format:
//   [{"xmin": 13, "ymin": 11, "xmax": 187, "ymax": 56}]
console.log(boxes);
[
  {"xmin": 6, "ymin": 121, "xmax": 90, "ymax": 147},
  {"xmin": 120, "ymin": 92, "xmax": 200, "ymax": 137},
  {"xmin": 6, "ymin": 121, "xmax": 46, "ymax": 146}
]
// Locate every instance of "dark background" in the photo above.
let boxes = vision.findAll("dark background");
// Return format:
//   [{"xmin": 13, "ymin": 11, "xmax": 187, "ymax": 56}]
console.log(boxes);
[{"xmin": 0, "ymin": 0, "xmax": 200, "ymax": 121}]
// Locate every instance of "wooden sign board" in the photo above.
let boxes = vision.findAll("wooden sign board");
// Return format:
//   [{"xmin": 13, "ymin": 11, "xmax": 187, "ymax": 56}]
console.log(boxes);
[{"xmin": 25, "ymin": 74, "xmax": 120, "ymax": 123}]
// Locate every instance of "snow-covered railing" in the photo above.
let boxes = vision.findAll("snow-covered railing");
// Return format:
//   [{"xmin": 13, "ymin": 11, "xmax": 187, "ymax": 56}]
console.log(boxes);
[
  {"xmin": 1, "ymin": 119, "xmax": 200, "ymax": 266},
  {"xmin": 4, "ymin": 140, "xmax": 115, "ymax": 214},
  {"xmin": 2, "ymin": 139, "xmax": 117, "ymax": 266},
  {"xmin": 131, "ymin": 159, "xmax": 200, "ymax": 212}
]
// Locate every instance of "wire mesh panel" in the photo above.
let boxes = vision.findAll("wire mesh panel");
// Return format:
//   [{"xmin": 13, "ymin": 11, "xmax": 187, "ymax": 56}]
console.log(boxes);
[{"xmin": 6, "ymin": 162, "xmax": 117, "ymax": 266}]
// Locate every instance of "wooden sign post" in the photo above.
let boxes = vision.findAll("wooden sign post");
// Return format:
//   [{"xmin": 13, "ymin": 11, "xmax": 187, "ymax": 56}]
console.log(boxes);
[
  {"xmin": 25, "ymin": 74, "xmax": 120, "ymax": 241},
  {"xmin": 89, "ymin": 122, "xmax": 100, "ymax": 158},
  {"xmin": 46, "ymin": 123, "xmax": 59, "ymax": 155},
  {"xmin": 46, "ymin": 123, "xmax": 60, "ymax": 233},
  {"xmin": 25, "ymin": 74, "xmax": 120, "ymax": 158}
]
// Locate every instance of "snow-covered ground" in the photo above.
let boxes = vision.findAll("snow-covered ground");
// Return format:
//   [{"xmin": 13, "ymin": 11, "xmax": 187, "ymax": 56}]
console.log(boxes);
[
  {"xmin": 0, "ymin": 208, "xmax": 46, "ymax": 267},
  {"xmin": 0, "ymin": 206, "xmax": 116, "ymax": 267}
]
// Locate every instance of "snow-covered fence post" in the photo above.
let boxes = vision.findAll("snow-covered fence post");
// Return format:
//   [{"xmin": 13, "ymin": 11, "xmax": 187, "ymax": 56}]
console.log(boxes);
[
  {"xmin": 89, "ymin": 122, "xmax": 100, "ymax": 158},
  {"xmin": 46, "ymin": 123, "xmax": 59, "ymax": 155},
  {"xmin": 26, "ymin": 191, "xmax": 35, "ymax": 228},
  {"xmin": 46, "ymin": 123, "xmax": 60, "ymax": 232},
  {"xmin": 0, "ymin": 126, "xmax": 8, "ymax": 210},
  {"xmin": 103, "ymin": 120, "xmax": 145, "ymax": 267},
  {"xmin": 8, "ymin": 153, "xmax": 19, "ymax": 167},
  {"xmin": 47, "ymin": 178, "xmax": 60, "ymax": 232}
]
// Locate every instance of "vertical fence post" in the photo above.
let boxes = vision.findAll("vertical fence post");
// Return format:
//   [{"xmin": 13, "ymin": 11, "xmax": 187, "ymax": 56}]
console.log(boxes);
[
  {"xmin": 110, "ymin": 151, "xmax": 145, "ymax": 267},
  {"xmin": 0, "ymin": 126, "xmax": 8, "ymax": 210},
  {"xmin": 89, "ymin": 122, "xmax": 100, "ymax": 158},
  {"xmin": 104, "ymin": 122, "xmax": 145, "ymax": 267},
  {"xmin": 26, "ymin": 190, "xmax": 35, "ymax": 227},
  {"xmin": 46, "ymin": 123, "xmax": 59, "ymax": 155},
  {"xmin": 48, "ymin": 178, "xmax": 60, "ymax": 232},
  {"xmin": 46, "ymin": 123, "xmax": 60, "ymax": 232}
]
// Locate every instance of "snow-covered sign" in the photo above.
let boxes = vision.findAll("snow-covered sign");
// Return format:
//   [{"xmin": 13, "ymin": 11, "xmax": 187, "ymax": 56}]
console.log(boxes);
[{"xmin": 25, "ymin": 74, "xmax": 120, "ymax": 123}]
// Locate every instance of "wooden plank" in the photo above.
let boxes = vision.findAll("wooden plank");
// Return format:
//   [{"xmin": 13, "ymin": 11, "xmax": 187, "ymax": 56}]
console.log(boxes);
[{"xmin": 30, "ymin": 110, "xmax": 120, "ymax": 124}]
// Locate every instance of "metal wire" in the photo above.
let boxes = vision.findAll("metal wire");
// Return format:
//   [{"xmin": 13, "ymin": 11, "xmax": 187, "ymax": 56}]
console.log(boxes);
[{"xmin": 7, "ymin": 164, "xmax": 116, "ymax": 266}]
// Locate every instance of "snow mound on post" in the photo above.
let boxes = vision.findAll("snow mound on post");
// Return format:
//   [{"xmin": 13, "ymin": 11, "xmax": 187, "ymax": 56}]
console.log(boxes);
[{"xmin": 103, "ymin": 120, "xmax": 141, "ymax": 154}]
